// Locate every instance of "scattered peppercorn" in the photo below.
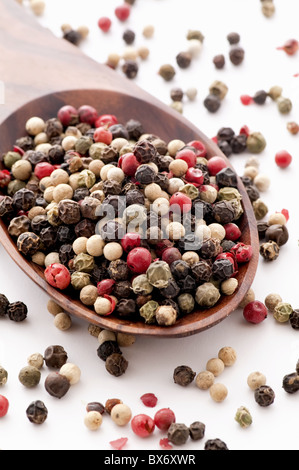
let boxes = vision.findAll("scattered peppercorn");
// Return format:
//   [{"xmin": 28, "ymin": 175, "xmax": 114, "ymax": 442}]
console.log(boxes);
[
  {"xmin": 254, "ymin": 385, "xmax": 275, "ymax": 407},
  {"xmin": 204, "ymin": 439, "xmax": 229, "ymax": 450},
  {"xmin": 173, "ymin": 365, "xmax": 196, "ymax": 387},
  {"xmin": 167, "ymin": 423, "xmax": 190, "ymax": 445},
  {"xmin": 26, "ymin": 400, "xmax": 48, "ymax": 424}
]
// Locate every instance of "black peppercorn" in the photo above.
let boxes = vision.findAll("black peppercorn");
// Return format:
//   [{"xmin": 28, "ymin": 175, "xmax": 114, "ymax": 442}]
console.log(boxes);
[
  {"xmin": 200, "ymin": 238, "xmax": 221, "ymax": 259},
  {"xmin": 213, "ymin": 201, "xmax": 236, "ymax": 224},
  {"xmin": 204, "ymin": 439, "xmax": 229, "ymax": 450},
  {"xmin": 122, "ymin": 60, "xmax": 139, "ymax": 79},
  {"xmin": 44, "ymin": 345, "xmax": 68, "ymax": 369},
  {"xmin": 217, "ymin": 127, "xmax": 235, "ymax": 142},
  {"xmin": 17, "ymin": 232, "xmax": 41, "ymax": 256},
  {"xmin": 170, "ymin": 260, "xmax": 190, "ymax": 280},
  {"xmin": 229, "ymin": 46, "xmax": 245, "ymax": 65},
  {"xmin": 246, "ymin": 185, "xmax": 260, "ymax": 202},
  {"xmin": 115, "ymin": 299, "xmax": 136, "ymax": 319},
  {"xmin": 39, "ymin": 226, "xmax": 57, "ymax": 250},
  {"xmin": 31, "ymin": 214, "xmax": 49, "ymax": 234},
  {"xmin": 109, "ymin": 124, "xmax": 130, "ymax": 140},
  {"xmin": 253, "ymin": 90, "xmax": 268, "ymax": 105},
  {"xmin": 48, "ymin": 145, "xmax": 65, "ymax": 165},
  {"xmin": 212, "ymin": 259, "xmax": 234, "ymax": 281},
  {"xmin": 290, "ymin": 310, "xmax": 299, "ymax": 330},
  {"xmin": 221, "ymin": 239, "xmax": 236, "ymax": 252},
  {"xmin": 73, "ymin": 187, "xmax": 90, "ymax": 202},
  {"xmin": 15, "ymin": 136, "xmax": 34, "ymax": 151},
  {"xmin": 213, "ymin": 54, "xmax": 225, "ymax": 69},
  {"xmin": 56, "ymin": 225, "xmax": 75, "ymax": 244},
  {"xmin": 176, "ymin": 51, "xmax": 192, "ymax": 69},
  {"xmin": 173, "ymin": 365, "xmax": 196, "ymax": 387},
  {"xmin": 0, "ymin": 196, "xmax": 14, "ymax": 218},
  {"xmin": 75, "ymin": 219, "xmax": 96, "ymax": 238},
  {"xmin": 7, "ymin": 301, "xmax": 28, "ymax": 322},
  {"xmin": 123, "ymin": 29, "xmax": 135, "ymax": 44},
  {"xmin": 125, "ymin": 189, "xmax": 145, "ymax": 207},
  {"xmin": 45, "ymin": 118, "xmax": 63, "ymax": 140},
  {"xmin": 108, "ymin": 259, "xmax": 129, "ymax": 281},
  {"xmin": 215, "ymin": 167, "xmax": 238, "ymax": 188},
  {"xmin": 177, "ymin": 276, "xmax": 196, "ymax": 293},
  {"xmin": 59, "ymin": 244, "xmax": 75, "ymax": 266},
  {"xmin": 134, "ymin": 140, "xmax": 157, "ymax": 164},
  {"xmin": 254, "ymin": 385, "xmax": 275, "ymax": 407},
  {"xmin": 126, "ymin": 119, "xmax": 144, "ymax": 140},
  {"xmin": 13, "ymin": 188, "xmax": 36, "ymax": 212},
  {"xmin": 24, "ymin": 150, "xmax": 48, "ymax": 166},
  {"xmin": 0, "ymin": 294, "xmax": 9, "ymax": 317},
  {"xmin": 135, "ymin": 165, "xmax": 156, "ymax": 185},
  {"xmin": 45, "ymin": 372, "xmax": 71, "ymax": 399},
  {"xmin": 260, "ymin": 241, "xmax": 280, "ymax": 261},
  {"xmin": 191, "ymin": 261, "xmax": 212, "ymax": 282},
  {"xmin": 230, "ymin": 134, "xmax": 247, "ymax": 153},
  {"xmin": 189, "ymin": 421, "xmax": 205, "ymax": 441},
  {"xmin": 171, "ymin": 88, "xmax": 184, "ymax": 102},
  {"xmin": 282, "ymin": 373, "xmax": 299, "ymax": 394},
  {"xmin": 91, "ymin": 265, "xmax": 108, "ymax": 284},
  {"xmin": 63, "ymin": 29, "xmax": 82, "ymax": 45},
  {"xmin": 168, "ymin": 423, "xmax": 190, "ymax": 445},
  {"xmin": 218, "ymin": 140, "xmax": 233, "ymax": 157},
  {"xmin": 105, "ymin": 353, "xmax": 128, "ymax": 377},
  {"xmin": 265, "ymin": 224, "xmax": 289, "ymax": 246},
  {"xmin": 97, "ymin": 341, "xmax": 122, "ymax": 362},
  {"xmin": 227, "ymin": 32, "xmax": 240, "ymax": 45},
  {"xmin": 101, "ymin": 220, "xmax": 125, "ymax": 242},
  {"xmin": 160, "ymin": 279, "xmax": 180, "ymax": 299},
  {"xmin": 113, "ymin": 281, "xmax": 132, "ymax": 299},
  {"xmin": 204, "ymin": 94, "xmax": 221, "ymax": 113},
  {"xmin": 26, "ymin": 400, "xmax": 48, "ymax": 424},
  {"xmin": 102, "ymin": 180, "xmax": 122, "ymax": 196}
]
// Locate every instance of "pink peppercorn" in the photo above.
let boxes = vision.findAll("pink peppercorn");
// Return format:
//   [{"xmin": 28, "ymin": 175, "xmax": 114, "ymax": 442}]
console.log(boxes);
[
  {"xmin": 93, "ymin": 127, "xmax": 113, "ymax": 145},
  {"xmin": 231, "ymin": 242, "xmax": 253, "ymax": 263},
  {"xmin": 0, "ymin": 395, "xmax": 9, "ymax": 418},
  {"xmin": 243, "ymin": 301, "xmax": 268, "ymax": 324},
  {"xmin": 154, "ymin": 408, "xmax": 176, "ymax": 431},
  {"xmin": 275, "ymin": 150, "xmax": 292, "ymax": 168},
  {"xmin": 34, "ymin": 162, "xmax": 54, "ymax": 180},
  {"xmin": 110, "ymin": 437, "xmax": 128, "ymax": 450},
  {"xmin": 185, "ymin": 167, "xmax": 204, "ymax": 186},
  {"xmin": 187, "ymin": 140, "xmax": 207, "ymax": 158},
  {"xmin": 131, "ymin": 414, "xmax": 155, "ymax": 438},
  {"xmin": 45, "ymin": 263, "xmax": 71, "ymax": 290},
  {"xmin": 127, "ymin": 248, "xmax": 152, "ymax": 274},
  {"xmin": 162, "ymin": 247, "xmax": 182, "ymax": 265},
  {"xmin": 121, "ymin": 232, "xmax": 141, "ymax": 253},
  {"xmin": 97, "ymin": 279, "xmax": 116, "ymax": 296},
  {"xmin": 175, "ymin": 148, "xmax": 197, "ymax": 168},
  {"xmin": 121, "ymin": 153, "xmax": 140, "ymax": 176},
  {"xmin": 240, "ymin": 95, "xmax": 254, "ymax": 106},
  {"xmin": 57, "ymin": 105, "xmax": 79, "ymax": 127},
  {"xmin": 207, "ymin": 156, "xmax": 227, "ymax": 176},
  {"xmin": 276, "ymin": 39, "xmax": 299, "ymax": 56},
  {"xmin": 160, "ymin": 438, "xmax": 173, "ymax": 450},
  {"xmin": 95, "ymin": 114, "xmax": 118, "ymax": 128},
  {"xmin": 224, "ymin": 223, "xmax": 241, "ymax": 241},
  {"xmin": 115, "ymin": 4, "xmax": 131, "ymax": 22},
  {"xmin": 0, "ymin": 170, "xmax": 11, "ymax": 188},
  {"xmin": 169, "ymin": 192, "xmax": 192, "ymax": 214},
  {"xmin": 78, "ymin": 105, "xmax": 98, "ymax": 126},
  {"xmin": 98, "ymin": 17, "xmax": 112, "ymax": 32}
]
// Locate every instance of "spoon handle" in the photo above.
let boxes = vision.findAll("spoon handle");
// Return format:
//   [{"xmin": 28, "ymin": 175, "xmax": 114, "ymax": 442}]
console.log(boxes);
[{"xmin": 0, "ymin": 0, "xmax": 148, "ymax": 121}]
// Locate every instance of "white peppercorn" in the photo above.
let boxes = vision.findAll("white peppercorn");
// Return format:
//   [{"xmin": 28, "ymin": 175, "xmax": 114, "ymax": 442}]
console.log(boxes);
[
  {"xmin": 210, "ymin": 383, "xmax": 228, "ymax": 402},
  {"xmin": 239, "ymin": 288, "xmax": 255, "ymax": 308},
  {"xmin": 80, "ymin": 285, "xmax": 98, "ymax": 306},
  {"xmin": 221, "ymin": 278, "xmax": 238, "ymax": 296},
  {"xmin": 25, "ymin": 117, "xmax": 45, "ymax": 136},
  {"xmin": 218, "ymin": 347, "xmax": 237, "ymax": 366},
  {"xmin": 47, "ymin": 299, "xmax": 63, "ymax": 316},
  {"xmin": 54, "ymin": 312, "xmax": 72, "ymax": 331},
  {"xmin": 86, "ymin": 235, "xmax": 105, "ymax": 257},
  {"xmin": 103, "ymin": 242, "xmax": 123, "ymax": 261},
  {"xmin": 98, "ymin": 329, "xmax": 116, "ymax": 345},
  {"xmin": 117, "ymin": 332, "xmax": 136, "ymax": 347},
  {"xmin": 247, "ymin": 371, "xmax": 267, "ymax": 391},
  {"xmin": 111, "ymin": 403, "xmax": 132, "ymax": 426},
  {"xmin": 84, "ymin": 411, "xmax": 103, "ymax": 430},
  {"xmin": 60, "ymin": 363, "xmax": 81, "ymax": 385},
  {"xmin": 206, "ymin": 358, "xmax": 225, "ymax": 377},
  {"xmin": 195, "ymin": 371, "xmax": 215, "ymax": 390}
]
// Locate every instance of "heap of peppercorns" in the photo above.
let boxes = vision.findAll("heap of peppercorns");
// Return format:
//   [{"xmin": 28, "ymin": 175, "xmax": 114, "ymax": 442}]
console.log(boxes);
[{"xmin": 0, "ymin": 104, "xmax": 254, "ymax": 329}]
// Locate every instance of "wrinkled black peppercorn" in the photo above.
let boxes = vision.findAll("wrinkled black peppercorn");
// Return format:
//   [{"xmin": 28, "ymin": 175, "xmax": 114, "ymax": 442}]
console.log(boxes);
[
  {"xmin": 26, "ymin": 400, "xmax": 48, "ymax": 424},
  {"xmin": 204, "ymin": 439, "xmax": 229, "ymax": 450},
  {"xmin": 7, "ymin": 301, "xmax": 28, "ymax": 322},
  {"xmin": 282, "ymin": 373, "xmax": 299, "ymax": 394},
  {"xmin": 0, "ymin": 294, "xmax": 9, "ymax": 317},
  {"xmin": 135, "ymin": 165, "xmax": 156, "ymax": 185},
  {"xmin": 97, "ymin": 341, "xmax": 122, "ymax": 362},
  {"xmin": 290, "ymin": 310, "xmax": 299, "ymax": 330},
  {"xmin": 173, "ymin": 365, "xmax": 196, "ymax": 387},
  {"xmin": 189, "ymin": 421, "xmax": 206, "ymax": 441},
  {"xmin": 105, "ymin": 353, "xmax": 128, "ymax": 377},
  {"xmin": 44, "ymin": 345, "xmax": 68, "ymax": 369},
  {"xmin": 254, "ymin": 385, "xmax": 275, "ymax": 407},
  {"xmin": 168, "ymin": 423, "xmax": 190, "ymax": 445},
  {"xmin": 212, "ymin": 258, "xmax": 234, "ymax": 281},
  {"xmin": 122, "ymin": 60, "xmax": 139, "ymax": 79},
  {"xmin": 216, "ymin": 167, "xmax": 238, "ymax": 188},
  {"xmin": 204, "ymin": 94, "xmax": 221, "ymax": 113},
  {"xmin": 134, "ymin": 140, "xmax": 157, "ymax": 164}
]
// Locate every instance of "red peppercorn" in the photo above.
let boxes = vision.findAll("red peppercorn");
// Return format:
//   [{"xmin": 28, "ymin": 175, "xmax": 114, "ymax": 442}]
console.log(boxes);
[
  {"xmin": 102, "ymin": 294, "xmax": 116, "ymax": 315},
  {"xmin": 223, "ymin": 223, "xmax": 241, "ymax": 241},
  {"xmin": 185, "ymin": 167, "xmax": 204, "ymax": 186},
  {"xmin": 13, "ymin": 146, "xmax": 25, "ymax": 156},
  {"xmin": 131, "ymin": 414, "xmax": 155, "ymax": 438},
  {"xmin": 207, "ymin": 156, "xmax": 228, "ymax": 176},
  {"xmin": 98, "ymin": 17, "xmax": 112, "ymax": 32},
  {"xmin": 154, "ymin": 408, "xmax": 176, "ymax": 431},
  {"xmin": 93, "ymin": 127, "xmax": 113, "ymax": 145},
  {"xmin": 121, "ymin": 232, "xmax": 141, "ymax": 253},
  {"xmin": 115, "ymin": 4, "xmax": 131, "ymax": 22},
  {"xmin": 231, "ymin": 242, "xmax": 253, "ymax": 263},
  {"xmin": 187, "ymin": 140, "xmax": 207, "ymax": 158},
  {"xmin": 57, "ymin": 105, "xmax": 79, "ymax": 127},
  {"xmin": 169, "ymin": 192, "xmax": 192, "ymax": 214},
  {"xmin": 78, "ymin": 105, "xmax": 98, "ymax": 126},
  {"xmin": 34, "ymin": 162, "xmax": 54, "ymax": 180},
  {"xmin": 140, "ymin": 393, "xmax": 158, "ymax": 408},
  {"xmin": 243, "ymin": 301, "xmax": 268, "ymax": 324},
  {"xmin": 160, "ymin": 438, "xmax": 173, "ymax": 450},
  {"xmin": 240, "ymin": 95, "xmax": 254, "ymax": 106},
  {"xmin": 239, "ymin": 125, "xmax": 250, "ymax": 137},
  {"xmin": 95, "ymin": 114, "xmax": 118, "ymax": 128},
  {"xmin": 275, "ymin": 150, "xmax": 292, "ymax": 168},
  {"xmin": 127, "ymin": 247, "xmax": 152, "ymax": 274},
  {"xmin": 162, "ymin": 247, "xmax": 182, "ymax": 265},
  {"xmin": 0, "ymin": 170, "xmax": 11, "ymax": 188},
  {"xmin": 0, "ymin": 395, "xmax": 9, "ymax": 418},
  {"xmin": 155, "ymin": 240, "xmax": 174, "ymax": 258},
  {"xmin": 175, "ymin": 148, "xmax": 197, "ymax": 168},
  {"xmin": 97, "ymin": 279, "xmax": 116, "ymax": 296},
  {"xmin": 277, "ymin": 39, "xmax": 299, "ymax": 56},
  {"xmin": 121, "ymin": 152, "xmax": 140, "ymax": 176},
  {"xmin": 281, "ymin": 209, "xmax": 289, "ymax": 222},
  {"xmin": 44, "ymin": 263, "xmax": 71, "ymax": 290},
  {"xmin": 211, "ymin": 136, "xmax": 218, "ymax": 144}
]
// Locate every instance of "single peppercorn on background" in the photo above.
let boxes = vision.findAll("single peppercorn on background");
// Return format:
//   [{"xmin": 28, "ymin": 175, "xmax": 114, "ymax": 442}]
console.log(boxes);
[{"xmin": 0, "ymin": 0, "xmax": 299, "ymax": 451}]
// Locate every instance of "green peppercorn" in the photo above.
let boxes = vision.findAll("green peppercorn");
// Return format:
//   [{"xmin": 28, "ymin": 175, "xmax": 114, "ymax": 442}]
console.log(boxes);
[
  {"xmin": 273, "ymin": 302, "xmax": 293, "ymax": 323},
  {"xmin": 0, "ymin": 366, "xmax": 8, "ymax": 386},
  {"xmin": 276, "ymin": 96, "xmax": 292, "ymax": 114},
  {"xmin": 19, "ymin": 366, "xmax": 41, "ymax": 388},
  {"xmin": 246, "ymin": 132, "xmax": 267, "ymax": 153},
  {"xmin": 195, "ymin": 282, "xmax": 221, "ymax": 308},
  {"xmin": 74, "ymin": 253, "xmax": 95, "ymax": 273},
  {"xmin": 139, "ymin": 301, "xmax": 159, "ymax": 324},
  {"xmin": 235, "ymin": 406, "xmax": 253, "ymax": 428},
  {"xmin": 146, "ymin": 261, "xmax": 173, "ymax": 289},
  {"xmin": 209, "ymin": 80, "xmax": 229, "ymax": 100},
  {"xmin": 253, "ymin": 199, "xmax": 269, "ymax": 220}
]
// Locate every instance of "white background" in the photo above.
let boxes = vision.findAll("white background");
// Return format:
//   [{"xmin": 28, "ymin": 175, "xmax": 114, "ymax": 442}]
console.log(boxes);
[{"xmin": 1, "ymin": 0, "xmax": 299, "ymax": 451}]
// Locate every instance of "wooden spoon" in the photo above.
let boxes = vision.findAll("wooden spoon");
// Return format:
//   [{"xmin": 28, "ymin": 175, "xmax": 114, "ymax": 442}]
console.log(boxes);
[{"xmin": 0, "ymin": 0, "xmax": 259, "ymax": 337}]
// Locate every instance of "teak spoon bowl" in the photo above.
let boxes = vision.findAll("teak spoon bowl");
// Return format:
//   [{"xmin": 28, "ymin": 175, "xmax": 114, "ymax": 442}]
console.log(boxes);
[{"xmin": 0, "ymin": 0, "xmax": 259, "ymax": 337}]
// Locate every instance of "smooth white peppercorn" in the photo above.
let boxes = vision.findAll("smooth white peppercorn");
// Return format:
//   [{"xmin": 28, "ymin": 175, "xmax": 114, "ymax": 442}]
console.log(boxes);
[
  {"xmin": 210, "ymin": 383, "xmax": 228, "ymax": 402},
  {"xmin": 84, "ymin": 411, "xmax": 103, "ymax": 430},
  {"xmin": 103, "ymin": 242, "xmax": 123, "ymax": 261},
  {"xmin": 80, "ymin": 285, "xmax": 98, "ymax": 306},
  {"xmin": 47, "ymin": 300, "xmax": 63, "ymax": 316},
  {"xmin": 111, "ymin": 403, "xmax": 132, "ymax": 426},
  {"xmin": 254, "ymin": 174, "xmax": 270, "ymax": 192},
  {"xmin": 73, "ymin": 237, "xmax": 88, "ymax": 255},
  {"xmin": 53, "ymin": 184, "xmax": 73, "ymax": 203},
  {"xmin": 98, "ymin": 329, "xmax": 116, "ymax": 345},
  {"xmin": 186, "ymin": 87, "xmax": 198, "ymax": 101},
  {"xmin": 94, "ymin": 297, "xmax": 113, "ymax": 315},
  {"xmin": 51, "ymin": 169, "xmax": 69, "ymax": 186},
  {"xmin": 195, "ymin": 371, "xmax": 215, "ymax": 390},
  {"xmin": 221, "ymin": 278, "xmax": 238, "ymax": 296},
  {"xmin": 25, "ymin": 117, "xmax": 45, "ymax": 136},
  {"xmin": 218, "ymin": 347, "xmax": 237, "ymax": 367},
  {"xmin": 60, "ymin": 363, "xmax": 81, "ymax": 385},
  {"xmin": 239, "ymin": 288, "xmax": 255, "ymax": 308},
  {"xmin": 12, "ymin": 160, "xmax": 32, "ymax": 181},
  {"xmin": 54, "ymin": 312, "xmax": 72, "ymax": 331},
  {"xmin": 86, "ymin": 235, "xmax": 105, "ymax": 257},
  {"xmin": 264, "ymin": 293, "xmax": 282, "ymax": 311},
  {"xmin": 247, "ymin": 371, "xmax": 267, "ymax": 391},
  {"xmin": 208, "ymin": 223, "xmax": 226, "ymax": 241},
  {"xmin": 169, "ymin": 159, "xmax": 188, "ymax": 177},
  {"xmin": 168, "ymin": 140, "xmax": 185, "ymax": 156},
  {"xmin": 182, "ymin": 251, "xmax": 200, "ymax": 266},
  {"xmin": 144, "ymin": 183, "xmax": 162, "ymax": 201},
  {"xmin": 206, "ymin": 358, "xmax": 225, "ymax": 377},
  {"xmin": 268, "ymin": 212, "xmax": 287, "ymax": 226}
]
